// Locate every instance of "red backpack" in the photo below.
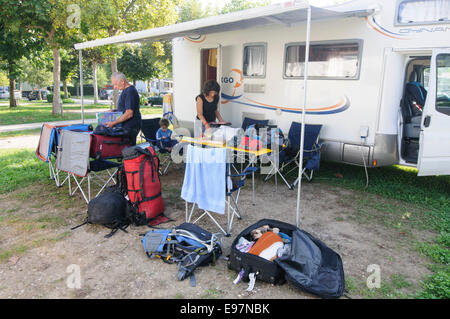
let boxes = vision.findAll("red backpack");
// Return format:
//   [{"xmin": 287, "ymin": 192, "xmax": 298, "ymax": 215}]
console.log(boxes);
[{"xmin": 122, "ymin": 145, "xmax": 168, "ymax": 226}]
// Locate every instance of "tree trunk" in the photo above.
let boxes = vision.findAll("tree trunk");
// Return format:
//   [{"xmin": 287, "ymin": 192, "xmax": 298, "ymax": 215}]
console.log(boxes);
[
  {"xmin": 93, "ymin": 61, "xmax": 99, "ymax": 105},
  {"xmin": 9, "ymin": 76, "xmax": 16, "ymax": 108},
  {"xmin": 63, "ymin": 79, "xmax": 69, "ymax": 99},
  {"xmin": 38, "ymin": 90, "xmax": 42, "ymax": 101},
  {"xmin": 111, "ymin": 57, "xmax": 119, "ymax": 109},
  {"xmin": 19, "ymin": 80, "xmax": 22, "ymax": 99},
  {"xmin": 52, "ymin": 47, "xmax": 62, "ymax": 116}
]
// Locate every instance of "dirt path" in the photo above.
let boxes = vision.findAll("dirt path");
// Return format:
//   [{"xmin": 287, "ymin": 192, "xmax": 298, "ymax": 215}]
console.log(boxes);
[
  {"xmin": 0, "ymin": 163, "xmax": 433, "ymax": 299},
  {"xmin": 0, "ymin": 135, "xmax": 41, "ymax": 150}
]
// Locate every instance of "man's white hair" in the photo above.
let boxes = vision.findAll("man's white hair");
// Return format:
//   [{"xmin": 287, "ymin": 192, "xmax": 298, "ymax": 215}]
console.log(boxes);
[{"xmin": 111, "ymin": 72, "xmax": 127, "ymax": 82}]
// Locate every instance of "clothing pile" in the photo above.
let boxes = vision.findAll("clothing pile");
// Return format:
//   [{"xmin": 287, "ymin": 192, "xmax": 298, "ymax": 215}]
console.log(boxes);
[
  {"xmin": 238, "ymin": 124, "xmax": 286, "ymax": 151},
  {"xmin": 235, "ymin": 225, "xmax": 292, "ymax": 262}
]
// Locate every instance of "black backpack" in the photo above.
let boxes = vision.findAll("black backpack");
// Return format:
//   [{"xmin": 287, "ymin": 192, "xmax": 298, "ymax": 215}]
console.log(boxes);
[{"xmin": 72, "ymin": 187, "xmax": 134, "ymax": 238}]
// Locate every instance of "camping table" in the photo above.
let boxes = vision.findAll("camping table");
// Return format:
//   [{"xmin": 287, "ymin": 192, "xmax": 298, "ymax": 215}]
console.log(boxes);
[{"xmin": 179, "ymin": 136, "xmax": 272, "ymax": 205}]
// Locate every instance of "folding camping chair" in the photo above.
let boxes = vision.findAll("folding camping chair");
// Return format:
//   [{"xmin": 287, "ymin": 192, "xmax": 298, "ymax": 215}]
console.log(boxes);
[
  {"xmin": 140, "ymin": 117, "xmax": 175, "ymax": 175},
  {"xmin": 36, "ymin": 123, "xmax": 68, "ymax": 187},
  {"xmin": 181, "ymin": 144, "xmax": 257, "ymax": 236},
  {"xmin": 241, "ymin": 117, "xmax": 269, "ymax": 131},
  {"xmin": 68, "ymin": 159, "xmax": 121, "ymax": 204},
  {"xmin": 264, "ymin": 122, "xmax": 322, "ymax": 189},
  {"xmin": 56, "ymin": 130, "xmax": 120, "ymax": 204},
  {"xmin": 36, "ymin": 123, "xmax": 93, "ymax": 187}
]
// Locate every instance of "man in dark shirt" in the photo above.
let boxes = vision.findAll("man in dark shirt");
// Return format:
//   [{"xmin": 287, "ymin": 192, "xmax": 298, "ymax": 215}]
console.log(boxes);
[{"xmin": 105, "ymin": 72, "xmax": 142, "ymax": 145}]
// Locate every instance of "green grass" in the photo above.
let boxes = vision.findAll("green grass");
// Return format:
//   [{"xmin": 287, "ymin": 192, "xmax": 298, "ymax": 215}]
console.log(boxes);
[
  {"xmin": 315, "ymin": 162, "xmax": 450, "ymax": 217},
  {"xmin": 0, "ymin": 245, "xmax": 29, "ymax": 262},
  {"xmin": 280, "ymin": 161, "xmax": 450, "ymax": 233},
  {"xmin": 200, "ymin": 288, "xmax": 223, "ymax": 299},
  {"xmin": 416, "ymin": 271, "xmax": 450, "ymax": 299},
  {"xmin": 0, "ymin": 101, "xmax": 107, "ymax": 125},
  {"xmin": 345, "ymin": 274, "xmax": 415, "ymax": 299},
  {"xmin": 140, "ymin": 106, "xmax": 163, "ymax": 116},
  {"xmin": 0, "ymin": 100, "xmax": 162, "ymax": 127},
  {"xmin": 0, "ymin": 148, "xmax": 49, "ymax": 194},
  {"xmin": 0, "ymin": 231, "xmax": 72, "ymax": 263},
  {"xmin": 416, "ymin": 241, "xmax": 450, "ymax": 265}
]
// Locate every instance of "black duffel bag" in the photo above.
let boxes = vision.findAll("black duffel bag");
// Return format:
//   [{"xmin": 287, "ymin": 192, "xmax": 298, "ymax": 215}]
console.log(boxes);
[
  {"xmin": 228, "ymin": 219, "xmax": 345, "ymax": 299},
  {"xmin": 94, "ymin": 124, "xmax": 130, "ymax": 137}
]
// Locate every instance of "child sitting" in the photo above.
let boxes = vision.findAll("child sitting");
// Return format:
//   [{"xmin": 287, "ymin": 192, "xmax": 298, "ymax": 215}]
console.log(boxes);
[{"xmin": 156, "ymin": 118, "xmax": 178, "ymax": 153}]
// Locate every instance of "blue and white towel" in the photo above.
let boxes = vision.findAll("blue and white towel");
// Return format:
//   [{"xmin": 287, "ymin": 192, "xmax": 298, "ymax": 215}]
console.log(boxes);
[{"xmin": 181, "ymin": 145, "xmax": 226, "ymax": 214}]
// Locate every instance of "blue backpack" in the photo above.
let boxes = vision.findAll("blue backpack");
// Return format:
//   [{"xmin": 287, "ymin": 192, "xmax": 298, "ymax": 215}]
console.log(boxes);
[{"xmin": 141, "ymin": 223, "xmax": 222, "ymax": 285}]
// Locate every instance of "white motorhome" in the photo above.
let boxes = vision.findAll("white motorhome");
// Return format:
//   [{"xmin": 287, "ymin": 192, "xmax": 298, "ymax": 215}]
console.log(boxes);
[{"xmin": 75, "ymin": 0, "xmax": 450, "ymax": 176}]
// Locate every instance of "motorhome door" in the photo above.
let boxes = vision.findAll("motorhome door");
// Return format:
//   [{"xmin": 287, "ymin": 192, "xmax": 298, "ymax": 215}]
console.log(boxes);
[
  {"xmin": 417, "ymin": 49, "xmax": 450, "ymax": 176},
  {"xmin": 200, "ymin": 45, "xmax": 221, "ymax": 89}
]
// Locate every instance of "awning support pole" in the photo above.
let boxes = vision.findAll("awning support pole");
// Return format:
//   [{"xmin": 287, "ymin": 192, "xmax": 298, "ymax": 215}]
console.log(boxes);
[
  {"xmin": 296, "ymin": 3, "xmax": 311, "ymax": 228},
  {"xmin": 79, "ymin": 49, "xmax": 85, "ymax": 124}
]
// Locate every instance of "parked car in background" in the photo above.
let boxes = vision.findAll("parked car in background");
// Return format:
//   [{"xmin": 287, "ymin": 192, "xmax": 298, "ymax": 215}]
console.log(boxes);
[
  {"xmin": 0, "ymin": 87, "xmax": 21, "ymax": 100},
  {"xmin": 28, "ymin": 90, "xmax": 50, "ymax": 101},
  {"xmin": 100, "ymin": 89, "xmax": 114, "ymax": 100},
  {"xmin": 147, "ymin": 94, "xmax": 164, "ymax": 107}
]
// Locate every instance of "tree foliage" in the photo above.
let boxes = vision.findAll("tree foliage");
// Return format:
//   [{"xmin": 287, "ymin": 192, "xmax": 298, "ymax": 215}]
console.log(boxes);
[
  {"xmin": 1, "ymin": 0, "xmax": 83, "ymax": 113},
  {"xmin": 0, "ymin": 71, "xmax": 8, "ymax": 87},
  {"xmin": 178, "ymin": 0, "xmax": 216, "ymax": 22},
  {"xmin": 61, "ymin": 49, "xmax": 79, "ymax": 82},
  {"xmin": 220, "ymin": 0, "xmax": 272, "ymax": 14},
  {"xmin": 79, "ymin": 0, "xmax": 180, "ymax": 105},
  {"xmin": 0, "ymin": 19, "xmax": 44, "ymax": 107},
  {"xmin": 21, "ymin": 58, "xmax": 53, "ymax": 97}
]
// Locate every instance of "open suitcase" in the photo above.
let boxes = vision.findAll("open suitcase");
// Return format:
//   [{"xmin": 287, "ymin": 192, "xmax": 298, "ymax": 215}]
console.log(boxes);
[{"xmin": 228, "ymin": 219, "xmax": 345, "ymax": 299}]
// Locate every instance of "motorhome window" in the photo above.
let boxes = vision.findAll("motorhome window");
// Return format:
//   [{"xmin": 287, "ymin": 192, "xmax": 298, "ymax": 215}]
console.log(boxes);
[
  {"xmin": 284, "ymin": 42, "xmax": 360, "ymax": 79},
  {"xmin": 424, "ymin": 67, "xmax": 431, "ymax": 90},
  {"xmin": 436, "ymin": 54, "xmax": 450, "ymax": 115},
  {"xmin": 397, "ymin": 0, "xmax": 450, "ymax": 25},
  {"xmin": 243, "ymin": 44, "xmax": 266, "ymax": 78}
]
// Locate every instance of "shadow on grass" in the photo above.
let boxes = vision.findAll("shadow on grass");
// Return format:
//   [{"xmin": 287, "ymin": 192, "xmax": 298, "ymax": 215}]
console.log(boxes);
[{"xmin": 315, "ymin": 162, "xmax": 449, "ymax": 208}]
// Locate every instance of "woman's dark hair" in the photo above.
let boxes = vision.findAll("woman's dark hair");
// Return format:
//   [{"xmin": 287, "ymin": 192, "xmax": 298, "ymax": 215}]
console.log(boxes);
[{"xmin": 202, "ymin": 80, "xmax": 220, "ymax": 96}]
